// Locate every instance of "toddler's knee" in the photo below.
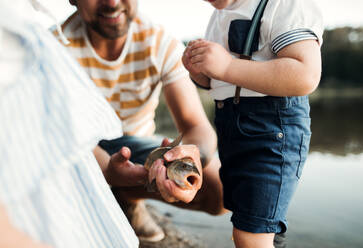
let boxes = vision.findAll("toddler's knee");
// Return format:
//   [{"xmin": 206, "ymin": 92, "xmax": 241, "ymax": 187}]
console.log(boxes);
[{"xmin": 232, "ymin": 228, "xmax": 274, "ymax": 248}]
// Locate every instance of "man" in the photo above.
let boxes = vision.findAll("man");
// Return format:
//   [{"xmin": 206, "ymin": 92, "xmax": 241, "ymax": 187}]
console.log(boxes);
[
  {"xmin": 56, "ymin": 0, "xmax": 226, "ymax": 242},
  {"xmin": 1, "ymin": 0, "xmax": 223, "ymax": 247},
  {"xmin": 0, "ymin": 1, "xmax": 148, "ymax": 247},
  {"xmin": 2, "ymin": 0, "xmax": 207, "ymax": 246}
]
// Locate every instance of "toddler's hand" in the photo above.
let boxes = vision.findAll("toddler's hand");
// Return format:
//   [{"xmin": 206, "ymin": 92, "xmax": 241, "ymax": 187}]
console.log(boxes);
[
  {"xmin": 183, "ymin": 40, "xmax": 212, "ymax": 89},
  {"xmin": 183, "ymin": 40, "xmax": 202, "ymax": 75},
  {"xmin": 188, "ymin": 39, "xmax": 233, "ymax": 81}
]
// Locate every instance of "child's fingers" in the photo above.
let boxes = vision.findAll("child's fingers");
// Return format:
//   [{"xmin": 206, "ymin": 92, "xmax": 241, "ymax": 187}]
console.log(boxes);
[
  {"xmin": 187, "ymin": 41, "xmax": 195, "ymax": 47},
  {"xmin": 190, "ymin": 54, "xmax": 204, "ymax": 64},
  {"xmin": 190, "ymin": 46, "xmax": 207, "ymax": 58},
  {"xmin": 190, "ymin": 62, "xmax": 204, "ymax": 74},
  {"xmin": 190, "ymin": 40, "xmax": 209, "ymax": 50},
  {"xmin": 188, "ymin": 38, "xmax": 206, "ymax": 46},
  {"xmin": 183, "ymin": 49, "xmax": 191, "ymax": 62},
  {"xmin": 187, "ymin": 39, "xmax": 201, "ymax": 47},
  {"xmin": 183, "ymin": 48, "xmax": 193, "ymax": 64}
]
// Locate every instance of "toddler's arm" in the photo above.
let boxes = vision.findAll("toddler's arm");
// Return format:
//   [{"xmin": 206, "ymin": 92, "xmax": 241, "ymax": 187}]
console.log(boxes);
[{"xmin": 188, "ymin": 39, "xmax": 321, "ymax": 96}]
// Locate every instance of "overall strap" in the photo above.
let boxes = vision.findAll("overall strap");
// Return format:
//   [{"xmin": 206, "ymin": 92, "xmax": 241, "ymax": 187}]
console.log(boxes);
[{"xmin": 234, "ymin": 0, "xmax": 269, "ymax": 104}]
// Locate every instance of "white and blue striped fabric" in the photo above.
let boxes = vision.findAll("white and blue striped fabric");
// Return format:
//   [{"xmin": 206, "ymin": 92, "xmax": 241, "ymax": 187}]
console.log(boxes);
[
  {"xmin": 271, "ymin": 28, "xmax": 318, "ymax": 54},
  {"xmin": 0, "ymin": 2, "xmax": 138, "ymax": 248}
]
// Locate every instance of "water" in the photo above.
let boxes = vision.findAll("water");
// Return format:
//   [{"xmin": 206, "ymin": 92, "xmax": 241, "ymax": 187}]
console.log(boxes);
[
  {"xmin": 309, "ymin": 97, "xmax": 363, "ymax": 155},
  {"xmin": 152, "ymin": 96, "xmax": 363, "ymax": 248}
]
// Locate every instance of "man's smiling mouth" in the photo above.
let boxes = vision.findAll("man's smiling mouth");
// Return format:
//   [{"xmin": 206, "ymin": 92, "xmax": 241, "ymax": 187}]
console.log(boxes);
[{"xmin": 99, "ymin": 9, "xmax": 126, "ymax": 19}]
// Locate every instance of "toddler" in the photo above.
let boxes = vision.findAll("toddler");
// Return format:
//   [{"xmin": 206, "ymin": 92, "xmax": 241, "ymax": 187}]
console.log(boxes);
[{"xmin": 182, "ymin": 0, "xmax": 323, "ymax": 247}]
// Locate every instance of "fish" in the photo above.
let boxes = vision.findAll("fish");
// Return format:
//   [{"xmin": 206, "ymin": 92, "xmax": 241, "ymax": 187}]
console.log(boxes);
[{"xmin": 144, "ymin": 134, "xmax": 201, "ymax": 191}]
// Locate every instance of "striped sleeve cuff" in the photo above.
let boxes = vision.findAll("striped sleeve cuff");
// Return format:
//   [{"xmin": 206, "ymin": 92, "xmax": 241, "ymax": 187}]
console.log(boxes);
[{"xmin": 271, "ymin": 28, "xmax": 318, "ymax": 54}]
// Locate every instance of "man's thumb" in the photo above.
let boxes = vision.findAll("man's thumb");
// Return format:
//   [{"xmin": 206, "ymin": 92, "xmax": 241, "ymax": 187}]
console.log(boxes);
[{"xmin": 112, "ymin": 146, "xmax": 131, "ymax": 164}]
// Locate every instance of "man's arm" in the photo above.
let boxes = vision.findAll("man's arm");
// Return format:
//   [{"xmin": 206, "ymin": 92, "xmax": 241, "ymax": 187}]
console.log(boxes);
[
  {"xmin": 163, "ymin": 76, "xmax": 217, "ymax": 168},
  {"xmin": 143, "ymin": 77, "xmax": 217, "ymax": 203},
  {"xmin": 0, "ymin": 204, "xmax": 51, "ymax": 248}
]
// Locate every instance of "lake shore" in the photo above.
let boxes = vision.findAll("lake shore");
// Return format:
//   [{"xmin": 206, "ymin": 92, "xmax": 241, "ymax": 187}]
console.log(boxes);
[
  {"xmin": 139, "ymin": 153, "xmax": 363, "ymax": 248},
  {"xmin": 140, "ymin": 204, "xmax": 207, "ymax": 248}
]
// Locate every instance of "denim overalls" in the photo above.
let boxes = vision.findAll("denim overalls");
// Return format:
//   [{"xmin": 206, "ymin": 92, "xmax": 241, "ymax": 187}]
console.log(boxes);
[{"xmin": 215, "ymin": 96, "xmax": 311, "ymax": 233}]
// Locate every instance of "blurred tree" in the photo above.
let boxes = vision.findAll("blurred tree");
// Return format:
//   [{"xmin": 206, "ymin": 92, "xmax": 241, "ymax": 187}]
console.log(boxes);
[{"xmin": 321, "ymin": 27, "xmax": 363, "ymax": 88}]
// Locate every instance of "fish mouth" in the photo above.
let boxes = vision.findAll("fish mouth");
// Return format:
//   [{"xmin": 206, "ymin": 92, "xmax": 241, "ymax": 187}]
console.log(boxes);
[
  {"xmin": 184, "ymin": 174, "xmax": 199, "ymax": 188},
  {"xmin": 186, "ymin": 174, "xmax": 198, "ymax": 185},
  {"xmin": 172, "ymin": 173, "xmax": 199, "ymax": 189},
  {"xmin": 166, "ymin": 158, "xmax": 201, "ymax": 189},
  {"xmin": 169, "ymin": 171, "xmax": 200, "ymax": 190}
]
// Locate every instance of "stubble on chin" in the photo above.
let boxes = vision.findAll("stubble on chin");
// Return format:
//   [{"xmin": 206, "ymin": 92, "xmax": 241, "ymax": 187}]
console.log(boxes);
[{"xmin": 88, "ymin": 19, "xmax": 131, "ymax": 40}]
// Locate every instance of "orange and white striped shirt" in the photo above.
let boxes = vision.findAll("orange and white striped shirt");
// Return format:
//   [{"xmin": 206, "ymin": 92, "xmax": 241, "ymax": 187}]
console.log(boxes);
[{"xmin": 57, "ymin": 12, "xmax": 188, "ymax": 136}]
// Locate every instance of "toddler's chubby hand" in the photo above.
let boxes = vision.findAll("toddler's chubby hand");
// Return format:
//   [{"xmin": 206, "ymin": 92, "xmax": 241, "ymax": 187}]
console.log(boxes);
[
  {"xmin": 183, "ymin": 39, "xmax": 211, "ymax": 89},
  {"xmin": 186, "ymin": 39, "xmax": 233, "ymax": 81},
  {"xmin": 182, "ymin": 39, "xmax": 202, "ymax": 75}
]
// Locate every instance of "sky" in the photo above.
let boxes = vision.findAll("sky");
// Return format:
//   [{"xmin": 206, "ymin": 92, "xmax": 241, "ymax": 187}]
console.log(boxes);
[{"xmin": 40, "ymin": 0, "xmax": 363, "ymax": 40}]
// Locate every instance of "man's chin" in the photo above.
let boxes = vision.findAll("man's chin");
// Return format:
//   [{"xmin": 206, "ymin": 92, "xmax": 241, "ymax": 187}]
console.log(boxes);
[
  {"xmin": 98, "ymin": 31, "xmax": 127, "ymax": 40},
  {"xmin": 90, "ymin": 23, "xmax": 129, "ymax": 40}
]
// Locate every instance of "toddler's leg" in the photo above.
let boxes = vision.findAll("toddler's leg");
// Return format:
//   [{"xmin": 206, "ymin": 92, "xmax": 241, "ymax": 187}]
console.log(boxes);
[{"xmin": 232, "ymin": 228, "xmax": 274, "ymax": 248}]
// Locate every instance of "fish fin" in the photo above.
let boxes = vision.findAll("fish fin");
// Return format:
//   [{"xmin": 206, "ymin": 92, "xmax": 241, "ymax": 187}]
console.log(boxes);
[{"xmin": 169, "ymin": 133, "xmax": 183, "ymax": 148}]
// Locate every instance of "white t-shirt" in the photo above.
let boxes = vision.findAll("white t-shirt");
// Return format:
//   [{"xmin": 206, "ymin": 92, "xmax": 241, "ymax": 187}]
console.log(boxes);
[{"xmin": 205, "ymin": 0, "xmax": 324, "ymax": 100}]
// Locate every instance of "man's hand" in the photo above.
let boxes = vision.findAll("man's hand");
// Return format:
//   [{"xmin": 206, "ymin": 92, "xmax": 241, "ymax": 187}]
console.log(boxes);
[
  {"xmin": 148, "ymin": 159, "xmax": 200, "ymax": 203},
  {"xmin": 164, "ymin": 144, "xmax": 203, "ymax": 177},
  {"xmin": 188, "ymin": 39, "xmax": 233, "ymax": 81},
  {"xmin": 104, "ymin": 147, "xmax": 148, "ymax": 187},
  {"xmin": 160, "ymin": 138, "xmax": 203, "ymax": 173},
  {"xmin": 148, "ymin": 139, "xmax": 203, "ymax": 203}
]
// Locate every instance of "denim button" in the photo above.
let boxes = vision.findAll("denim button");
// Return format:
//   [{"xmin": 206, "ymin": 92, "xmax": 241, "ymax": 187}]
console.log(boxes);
[
  {"xmin": 217, "ymin": 101, "xmax": 224, "ymax": 109},
  {"xmin": 277, "ymin": 132, "xmax": 284, "ymax": 139}
]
